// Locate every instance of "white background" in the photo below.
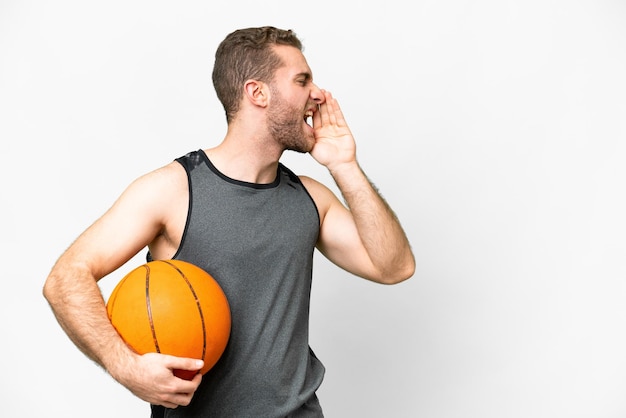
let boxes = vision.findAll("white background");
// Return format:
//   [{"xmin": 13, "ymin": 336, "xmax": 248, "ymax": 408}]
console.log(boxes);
[{"xmin": 1, "ymin": 0, "xmax": 625, "ymax": 417}]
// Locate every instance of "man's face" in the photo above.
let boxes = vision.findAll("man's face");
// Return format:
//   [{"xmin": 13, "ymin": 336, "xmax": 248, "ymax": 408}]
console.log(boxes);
[{"xmin": 266, "ymin": 45, "xmax": 322, "ymax": 153}]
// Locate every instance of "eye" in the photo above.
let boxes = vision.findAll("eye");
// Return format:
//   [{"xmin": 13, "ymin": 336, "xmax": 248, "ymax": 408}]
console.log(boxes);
[{"xmin": 295, "ymin": 73, "xmax": 312, "ymax": 86}]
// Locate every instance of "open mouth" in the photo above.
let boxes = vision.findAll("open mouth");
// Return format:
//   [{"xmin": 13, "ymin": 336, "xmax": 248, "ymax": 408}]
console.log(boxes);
[{"xmin": 304, "ymin": 110, "xmax": 313, "ymax": 127}]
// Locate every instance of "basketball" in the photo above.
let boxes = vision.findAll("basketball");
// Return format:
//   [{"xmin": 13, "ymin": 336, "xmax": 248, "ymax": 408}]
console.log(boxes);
[{"xmin": 106, "ymin": 259, "xmax": 231, "ymax": 380}]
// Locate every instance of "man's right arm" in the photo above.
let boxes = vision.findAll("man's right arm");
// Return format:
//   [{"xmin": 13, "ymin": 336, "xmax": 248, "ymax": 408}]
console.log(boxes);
[{"xmin": 43, "ymin": 163, "xmax": 203, "ymax": 408}]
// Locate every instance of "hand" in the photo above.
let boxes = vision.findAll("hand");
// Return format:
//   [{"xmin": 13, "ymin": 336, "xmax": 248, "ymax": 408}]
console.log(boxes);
[
  {"xmin": 310, "ymin": 90, "xmax": 357, "ymax": 172},
  {"xmin": 112, "ymin": 352, "xmax": 204, "ymax": 409}
]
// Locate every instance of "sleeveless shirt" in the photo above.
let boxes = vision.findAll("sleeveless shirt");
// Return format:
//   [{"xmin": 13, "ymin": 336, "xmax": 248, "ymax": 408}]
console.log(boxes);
[{"xmin": 156, "ymin": 150, "xmax": 325, "ymax": 418}]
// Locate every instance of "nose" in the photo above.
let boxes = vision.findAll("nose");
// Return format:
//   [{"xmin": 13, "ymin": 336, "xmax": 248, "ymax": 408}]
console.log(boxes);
[{"xmin": 311, "ymin": 84, "xmax": 325, "ymax": 104}]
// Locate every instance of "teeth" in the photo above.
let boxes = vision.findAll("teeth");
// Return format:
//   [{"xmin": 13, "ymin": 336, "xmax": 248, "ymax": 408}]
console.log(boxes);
[{"xmin": 305, "ymin": 110, "xmax": 313, "ymax": 126}]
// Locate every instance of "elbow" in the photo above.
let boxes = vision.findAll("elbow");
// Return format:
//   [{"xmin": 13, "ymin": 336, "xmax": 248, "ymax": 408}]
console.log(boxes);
[
  {"xmin": 378, "ymin": 255, "xmax": 416, "ymax": 285},
  {"xmin": 43, "ymin": 269, "xmax": 67, "ymax": 306},
  {"xmin": 42, "ymin": 275, "xmax": 57, "ymax": 305},
  {"xmin": 384, "ymin": 267, "xmax": 415, "ymax": 285}
]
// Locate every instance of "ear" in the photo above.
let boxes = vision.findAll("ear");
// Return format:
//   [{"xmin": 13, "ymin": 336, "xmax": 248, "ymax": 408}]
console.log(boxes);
[{"xmin": 243, "ymin": 79, "xmax": 269, "ymax": 108}]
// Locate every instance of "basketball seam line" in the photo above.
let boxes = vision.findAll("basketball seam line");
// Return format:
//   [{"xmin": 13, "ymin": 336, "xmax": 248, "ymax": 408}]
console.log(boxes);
[
  {"xmin": 162, "ymin": 260, "xmax": 208, "ymax": 361},
  {"xmin": 145, "ymin": 264, "xmax": 161, "ymax": 353}
]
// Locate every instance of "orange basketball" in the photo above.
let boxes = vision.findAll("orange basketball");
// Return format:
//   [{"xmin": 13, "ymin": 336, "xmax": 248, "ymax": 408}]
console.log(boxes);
[{"xmin": 106, "ymin": 260, "xmax": 231, "ymax": 379}]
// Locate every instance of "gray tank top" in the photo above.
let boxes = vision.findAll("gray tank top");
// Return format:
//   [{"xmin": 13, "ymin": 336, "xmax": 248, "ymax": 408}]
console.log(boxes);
[{"xmin": 161, "ymin": 149, "xmax": 325, "ymax": 417}]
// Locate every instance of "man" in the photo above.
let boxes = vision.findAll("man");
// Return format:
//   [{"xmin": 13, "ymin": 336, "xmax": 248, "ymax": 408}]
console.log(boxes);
[{"xmin": 43, "ymin": 26, "xmax": 415, "ymax": 417}]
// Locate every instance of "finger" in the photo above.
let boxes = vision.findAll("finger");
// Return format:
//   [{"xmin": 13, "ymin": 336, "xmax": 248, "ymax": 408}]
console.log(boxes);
[
  {"xmin": 159, "ymin": 374, "xmax": 202, "ymax": 408},
  {"xmin": 312, "ymin": 103, "xmax": 323, "ymax": 129},
  {"xmin": 172, "ymin": 392, "xmax": 195, "ymax": 407},
  {"xmin": 165, "ymin": 355, "xmax": 204, "ymax": 372},
  {"xmin": 319, "ymin": 93, "xmax": 333, "ymax": 127},
  {"xmin": 327, "ymin": 93, "xmax": 347, "ymax": 127},
  {"xmin": 323, "ymin": 91, "xmax": 337, "ymax": 126},
  {"xmin": 156, "ymin": 391, "xmax": 196, "ymax": 409},
  {"xmin": 165, "ymin": 356, "xmax": 204, "ymax": 381},
  {"xmin": 176, "ymin": 369, "xmax": 203, "ymax": 394}
]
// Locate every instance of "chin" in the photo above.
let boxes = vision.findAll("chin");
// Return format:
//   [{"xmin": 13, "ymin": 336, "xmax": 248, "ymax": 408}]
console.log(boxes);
[
  {"xmin": 285, "ymin": 134, "xmax": 315, "ymax": 154},
  {"xmin": 286, "ymin": 144, "xmax": 310, "ymax": 154}
]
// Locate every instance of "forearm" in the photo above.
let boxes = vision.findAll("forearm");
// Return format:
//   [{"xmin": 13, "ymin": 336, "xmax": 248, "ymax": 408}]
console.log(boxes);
[
  {"xmin": 329, "ymin": 161, "xmax": 415, "ymax": 282},
  {"xmin": 44, "ymin": 260, "xmax": 205, "ymax": 407},
  {"xmin": 43, "ymin": 261, "xmax": 134, "ymax": 377}
]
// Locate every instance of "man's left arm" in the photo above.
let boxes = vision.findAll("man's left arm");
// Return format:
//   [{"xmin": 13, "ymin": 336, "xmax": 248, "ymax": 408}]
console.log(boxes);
[{"xmin": 306, "ymin": 91, "xmax": 415, "ymax": 284}]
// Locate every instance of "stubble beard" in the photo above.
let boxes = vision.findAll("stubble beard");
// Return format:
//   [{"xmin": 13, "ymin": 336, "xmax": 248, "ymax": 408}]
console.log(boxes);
[{"xmin": 267, "ymin": 91, "xmax": 313, "ymax": 154}]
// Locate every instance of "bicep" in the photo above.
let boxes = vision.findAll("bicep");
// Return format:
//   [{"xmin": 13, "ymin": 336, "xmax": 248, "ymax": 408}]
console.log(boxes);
[
  {"xmin": 302, "ymin": 177, "xmax": 379, "ymax": 281},
  {"xmin": 60, "ymin": 168, "xmax": 177, "ymax": 280}
]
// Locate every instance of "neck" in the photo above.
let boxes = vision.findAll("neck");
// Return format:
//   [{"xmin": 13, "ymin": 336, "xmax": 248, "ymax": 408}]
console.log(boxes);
[{"xmin": 204, "ymin": 125, "xmax": 284, "ymax": 184}]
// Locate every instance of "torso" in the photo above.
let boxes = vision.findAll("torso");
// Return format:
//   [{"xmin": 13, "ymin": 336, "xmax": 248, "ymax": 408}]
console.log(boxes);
[
  {"xmin": 162, "ymin": 149, "xmax": 325, "ymax": 416},
  {"xmin": 147, "ymin": 159, "xmax": 331, "ymax": 261}
]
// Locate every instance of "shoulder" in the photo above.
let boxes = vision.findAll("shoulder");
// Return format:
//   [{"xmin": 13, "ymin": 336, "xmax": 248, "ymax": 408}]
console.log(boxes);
[
  {"xmin": 298, "ymin": 175, "xmax": 331, "ymax": 199},
  {"xmin": 298, "ymin": 175, "xmax": 340, "ymax": 222},
  {"xmin": 116, "ymin": 160, "xmax": 188, "ymax": 216},
  {"xmin": 119, "ymin": 160, "xmax": 189, "ymax": 258},
  {"xmin": 128, "ymin": 160, "xmax": 186, "ymax": 193}
]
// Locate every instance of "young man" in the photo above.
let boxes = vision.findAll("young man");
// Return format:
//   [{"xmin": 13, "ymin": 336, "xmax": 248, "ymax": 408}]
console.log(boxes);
[{"xmin": 43, "ymin": 26, "xmax": 415, "ymax": 417}]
